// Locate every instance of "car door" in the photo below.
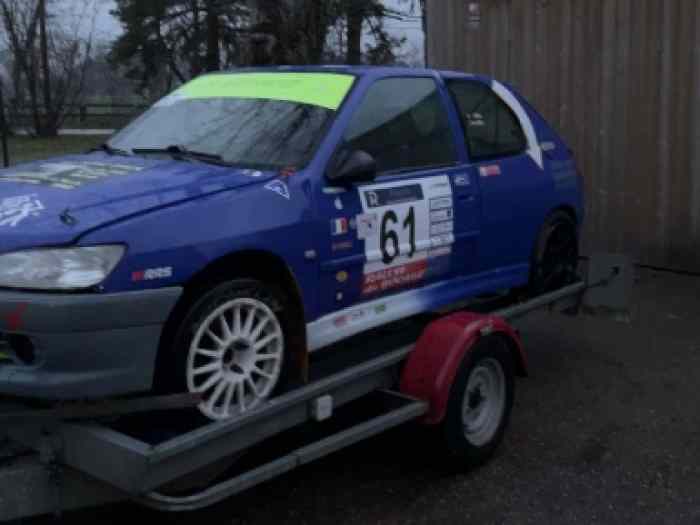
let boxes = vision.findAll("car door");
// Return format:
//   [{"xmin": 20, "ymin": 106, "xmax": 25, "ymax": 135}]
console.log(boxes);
[
  {"xmin": 316, "ymin": 76, "xmax": 480, "ymax": 320},
  {"xmin": 445, "ymin": 78, "xmax": 550, "ymax": 272}
]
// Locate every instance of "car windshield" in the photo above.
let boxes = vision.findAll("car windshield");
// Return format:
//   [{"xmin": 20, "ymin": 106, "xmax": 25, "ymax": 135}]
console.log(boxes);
[{"xmin": 107, "ymin": 72, "xmax": 355, "ymax": 170}]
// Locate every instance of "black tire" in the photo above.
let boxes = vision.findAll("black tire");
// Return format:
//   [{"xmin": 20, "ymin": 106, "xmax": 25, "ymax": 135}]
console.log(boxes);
[
  {"xmin": 156, "ymin": 278, "xmax": 293, "ymax": 421},
  {"xmin": 528, "ymin": 210, "xmax": 579, "ymax": 297},
  {"xmin": 441, "ymin": 336, "xmax": 515, "ymax": 469}
]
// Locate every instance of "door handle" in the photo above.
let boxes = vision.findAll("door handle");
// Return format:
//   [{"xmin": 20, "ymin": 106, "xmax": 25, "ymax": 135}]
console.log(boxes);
[{"xmin": 458, "ymin": 195, "xmax": 477, "ymax": 203}]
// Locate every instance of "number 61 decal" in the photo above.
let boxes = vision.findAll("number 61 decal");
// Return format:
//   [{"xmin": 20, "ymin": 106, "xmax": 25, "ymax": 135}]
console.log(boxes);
[{"xmin": 381, "ymin": 206, "xmax": 416, "ymax": 264}]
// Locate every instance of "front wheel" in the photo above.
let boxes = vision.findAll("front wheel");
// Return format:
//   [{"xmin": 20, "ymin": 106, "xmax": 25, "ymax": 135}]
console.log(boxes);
[
  {"xmin": 441, "ymin": 336, "xmax": 515, "ymax": 469},
  {"xmin": 163, "ymin": 279, "xmax": 289, "ymax": 421}
]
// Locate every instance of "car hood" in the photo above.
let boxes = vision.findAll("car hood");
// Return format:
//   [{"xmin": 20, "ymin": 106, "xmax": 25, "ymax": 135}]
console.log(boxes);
[{"xmin": 0, "ymin": 152, "xmax": 277, "ymax": 253}]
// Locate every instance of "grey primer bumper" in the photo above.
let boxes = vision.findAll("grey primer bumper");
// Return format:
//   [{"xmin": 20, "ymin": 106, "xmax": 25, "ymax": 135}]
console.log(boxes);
[{"xmin": 0, "ymin": 287, "xmax": 182, "ymax": 399}]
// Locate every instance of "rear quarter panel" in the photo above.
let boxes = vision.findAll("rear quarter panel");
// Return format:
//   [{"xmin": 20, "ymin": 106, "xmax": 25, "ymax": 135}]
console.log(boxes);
[{"xmin": 516, "ymin": 92, "xmax": 585, "ymax": 226}]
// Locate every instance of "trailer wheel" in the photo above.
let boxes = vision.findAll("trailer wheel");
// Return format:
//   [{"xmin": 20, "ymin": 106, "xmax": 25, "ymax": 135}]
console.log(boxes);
[
  {"xmin": 162, "ymin": 279, "xmax": 290, "ymax": 421},
  {"xmin": 441, "ymin": 336, "xmax": 515, "ymax": 468}
]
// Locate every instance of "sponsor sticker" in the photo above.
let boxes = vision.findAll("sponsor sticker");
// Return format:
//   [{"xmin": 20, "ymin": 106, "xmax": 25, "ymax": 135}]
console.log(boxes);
[
  {"xmin": 479, "ymin": 165, "xmax": 502, "ymax": 177},
  {"xmin": 364, "ymin": 185, "xmax": 423, "ymax": 208},
  {"xmin": 356, "ymin": 213, "xmax": 378, "ymax": 240},
  {"xmin": 454, "ymin": 174, "xmax": 470, "ymax": 186},
  {"xmin": 331, "ymin": 240, "xmax": 353, "ymax": 252},
  {"xmin": 241, "ymin": 169, "xmax": 264, "ymax": 178},
  {"xmin": 331, "ymin": 217, "xmax": 349, "ymax": 236},
  {"xmin": 375, "ymin": 304, "xmax": 387, "ymax": 314},
  {"xmin": 430, "ymin": 221, "xmax": 454, "ymax": 236},
  {"xmin": 0, "ymin": 162, "xmax": 144, "ymax": 190},
  {"xmin": 264, "ymin": 179, "xmax": 290, "ymax": 200},
  {"xmin": 429, "ymin": 196, "xmax": 452, "ymax": 211},
  {"xmin": 362, "ymin": 260, "xmax": 428, "ymax": 296},
  {"xmin": 431, "ymin": 233, "xmax": 455, "ymax": 248},
  {"xmin": 429, "ymin": 246, "xmax": 452, "ymax": 258},
  {"xmin": 0, "ymin": 194, "xmax": 44, "ymax": 227},
  {"xmin": 132, "ymin": 267, "xmax": 173, "ymax": 282},
  {"xmin": 333, "ymin": 308, "xmax": 367, "ymax": 328},
  {"xmin": 430, "ymin": 208, "xmax": 453, "ymax": 222},
  {"xmin": 430, "ymin": 180, "xmax": 450, "ymax": 191}
]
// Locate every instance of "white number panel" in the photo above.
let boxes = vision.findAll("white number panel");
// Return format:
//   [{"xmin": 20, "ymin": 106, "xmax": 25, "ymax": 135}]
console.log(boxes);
[{"xmin": 356, "ymin": 175, "xmax": 454, "ymax": 296}]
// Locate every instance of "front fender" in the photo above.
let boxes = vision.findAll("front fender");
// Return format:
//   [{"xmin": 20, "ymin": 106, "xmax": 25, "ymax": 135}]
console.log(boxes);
[{"xmin": 80, "ymin": 176, "xmax": 319, "ymax": 315}]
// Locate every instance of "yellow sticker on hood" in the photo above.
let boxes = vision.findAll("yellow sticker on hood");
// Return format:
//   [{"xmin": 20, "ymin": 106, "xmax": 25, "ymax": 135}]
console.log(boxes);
[{"xmin": 169, "ymin": 72, "xmax": 355, "ymax": 111}]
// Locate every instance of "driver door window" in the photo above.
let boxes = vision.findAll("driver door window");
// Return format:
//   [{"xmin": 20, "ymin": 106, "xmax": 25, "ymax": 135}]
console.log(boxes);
[{"xmin": 341, "ymin": 77, "xmax": 457, "ymax": 174}]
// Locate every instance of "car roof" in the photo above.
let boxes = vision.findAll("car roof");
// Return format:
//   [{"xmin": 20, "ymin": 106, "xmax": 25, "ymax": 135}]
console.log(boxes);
[{"xmin": 221, "ymin": 65, "xmax": 492, "ymax": 83}]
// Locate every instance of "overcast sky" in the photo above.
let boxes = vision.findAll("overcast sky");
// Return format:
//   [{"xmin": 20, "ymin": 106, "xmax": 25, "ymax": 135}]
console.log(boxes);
[{"xmin": 88, "ymin": 0, "xmax": 425, "ymax": 64}]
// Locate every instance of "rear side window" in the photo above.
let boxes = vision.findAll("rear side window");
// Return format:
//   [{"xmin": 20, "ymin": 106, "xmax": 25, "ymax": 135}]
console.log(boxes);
[
  {"xmin": 341, "ymin": 77, "xmax": 457, "ymax": 174},
  {"xmin": 447, "ymin": 80, "xmax": 527, "ymax": 162}
]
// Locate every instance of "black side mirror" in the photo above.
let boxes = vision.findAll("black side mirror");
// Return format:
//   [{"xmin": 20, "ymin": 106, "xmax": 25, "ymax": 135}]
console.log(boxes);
[{"xmin": 327, "ymin": 150, "xmax": 377, "ymax": 185}]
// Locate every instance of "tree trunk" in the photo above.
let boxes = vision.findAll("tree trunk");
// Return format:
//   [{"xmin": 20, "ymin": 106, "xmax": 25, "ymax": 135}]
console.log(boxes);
[
  {"xmin": 306, "ymin": 0, "xmax": 324, "ymax": 64},
  {"xmin": 191, "ymin": 1, "xmax": 201, "ymax": 77},
  {"xmin": 205, "ymin": 0, "xmax": 220, "ymax": 71},
  {"xmin": 27, "ymin": 59, "xmax": 42, "ymax": 137},
  {"xmin": 39, "ymin": 0, "xmax": 55, "ymax": 136},
  {"xmin": 422, "ymin": 0, "xmax": 428, "ymax": 66},
  {"xmin": 346, "ymin": 0, "xmax": 364, "ymax": 65},
  {"xmin": 0, "ymin": 80, "xmax": 9, "ymax": 168}
]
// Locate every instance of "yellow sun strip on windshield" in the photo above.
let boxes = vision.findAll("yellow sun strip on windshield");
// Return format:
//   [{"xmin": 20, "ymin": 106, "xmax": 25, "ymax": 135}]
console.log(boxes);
[{"xmin": 175, "ymin": 72, "xmax": 355, "ymax": 111}]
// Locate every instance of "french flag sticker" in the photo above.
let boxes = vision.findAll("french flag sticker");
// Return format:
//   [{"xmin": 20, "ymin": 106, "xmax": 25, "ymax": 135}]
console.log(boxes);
[
  {"xmin": 331, "ymin": 217, "xmax": 349, "ymax": 236},
  {"xmin": 479, "ymin": 164, "xmax": 502, "ymax": 177}
]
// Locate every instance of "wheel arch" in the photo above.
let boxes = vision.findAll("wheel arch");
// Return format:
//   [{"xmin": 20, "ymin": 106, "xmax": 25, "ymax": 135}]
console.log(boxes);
[
  {"xmin": 549, "ymin": 205, "xmax": 579, "ymax": 226},
  {"xmin": 156, "ymin": 249, "xmax": 308, "ymax": 386},
  {"xmin": 531, "ymin": 206, "xmax": 579, "ymax": 263}
]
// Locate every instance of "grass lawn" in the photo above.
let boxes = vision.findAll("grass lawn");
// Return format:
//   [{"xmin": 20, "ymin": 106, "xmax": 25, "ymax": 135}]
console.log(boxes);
[{"xmin": 3, "ymin": 135, "xmax": 106, "ymax": 166}]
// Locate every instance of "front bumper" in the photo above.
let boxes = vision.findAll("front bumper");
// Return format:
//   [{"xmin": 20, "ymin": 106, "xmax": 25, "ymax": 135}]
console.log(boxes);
[{"xmin": 0, "ymin": 287, "xmax": 182, "ymax": 399}]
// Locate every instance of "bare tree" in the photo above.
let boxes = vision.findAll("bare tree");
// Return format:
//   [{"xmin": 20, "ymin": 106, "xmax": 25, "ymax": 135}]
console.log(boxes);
[{"xmin": 0, "ymin": 0, "xmax": 98, "ymax": 136}]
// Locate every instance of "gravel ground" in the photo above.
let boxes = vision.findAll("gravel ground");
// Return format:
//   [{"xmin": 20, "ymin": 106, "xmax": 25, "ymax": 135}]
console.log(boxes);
[{"xmin": 29, "ymin": 268, "xmax": 700, "ymax": 524}]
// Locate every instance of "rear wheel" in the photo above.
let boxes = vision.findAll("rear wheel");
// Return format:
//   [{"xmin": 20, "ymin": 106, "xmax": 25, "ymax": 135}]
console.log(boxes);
[
  {"xmin": 528, "ymin": 211, "xmax": 579, "ymax": 296},
  {"xmin": 160, "ymin": 279, "xmax": 290, "ymax": 421}
]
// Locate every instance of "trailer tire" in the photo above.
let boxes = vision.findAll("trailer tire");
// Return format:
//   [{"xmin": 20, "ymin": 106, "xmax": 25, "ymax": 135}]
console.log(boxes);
[{"xmin": 441, "ymin": 335, "xmax": 515, "ymax": 469}]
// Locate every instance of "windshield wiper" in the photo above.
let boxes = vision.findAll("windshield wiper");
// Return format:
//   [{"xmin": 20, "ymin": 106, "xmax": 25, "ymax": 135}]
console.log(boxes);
[
  {"xmin": 90, "ymin": 143, "xmax": 131, "ymax": 156},
  {"xmin": 132, "ymin": 145, "xmax": 230, "ymax": 166}
]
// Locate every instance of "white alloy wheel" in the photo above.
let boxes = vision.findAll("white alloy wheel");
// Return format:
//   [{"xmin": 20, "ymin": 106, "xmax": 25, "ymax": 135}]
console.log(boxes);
[{"xmin": 186, "ymin": 297, "xmax": 284, "ymax": 420}]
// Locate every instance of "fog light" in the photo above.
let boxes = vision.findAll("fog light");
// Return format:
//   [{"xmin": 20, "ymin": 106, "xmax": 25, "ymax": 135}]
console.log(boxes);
[
  {"xmin": 0, "ymin": 333, "xmax": 36, "ymax": 365},
  {"xmin": 0, "ymin": 335, "xmax": 12, "ymax": 362}
]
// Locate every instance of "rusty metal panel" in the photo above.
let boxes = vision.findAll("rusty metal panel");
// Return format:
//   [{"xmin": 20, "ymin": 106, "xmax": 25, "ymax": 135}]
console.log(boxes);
[{"xmin": 426, "ymin": 0, "xmax": 700, "ymax": 270}]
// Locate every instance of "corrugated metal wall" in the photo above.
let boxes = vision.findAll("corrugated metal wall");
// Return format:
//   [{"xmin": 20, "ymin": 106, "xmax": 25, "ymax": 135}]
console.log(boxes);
[{"xmin": 427, "ymin": 0, "xmax": 700, "ymax": 271}]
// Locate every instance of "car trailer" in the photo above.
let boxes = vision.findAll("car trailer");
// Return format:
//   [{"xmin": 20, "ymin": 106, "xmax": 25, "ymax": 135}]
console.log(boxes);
[{"xmin": 0, "ymin": 260, "xmax": 624, "ymax": 521}]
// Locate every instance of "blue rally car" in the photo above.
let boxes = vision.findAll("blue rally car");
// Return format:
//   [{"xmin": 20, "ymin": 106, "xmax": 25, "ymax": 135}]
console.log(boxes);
[{"xmin": 0, "ymin": 67, "xmax": 582, "ymax": 420}]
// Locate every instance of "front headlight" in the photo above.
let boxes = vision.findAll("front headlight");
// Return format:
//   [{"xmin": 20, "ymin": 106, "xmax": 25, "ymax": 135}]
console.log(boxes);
[{"xmin": 0, "ymin": 245, "xmax": 125, "ymax": 290}]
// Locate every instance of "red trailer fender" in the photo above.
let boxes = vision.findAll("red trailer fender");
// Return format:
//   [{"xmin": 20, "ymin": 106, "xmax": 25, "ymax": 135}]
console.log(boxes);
[{"xmin": 400, "ymin": 311, "xmax": 527, "ymax": 425}]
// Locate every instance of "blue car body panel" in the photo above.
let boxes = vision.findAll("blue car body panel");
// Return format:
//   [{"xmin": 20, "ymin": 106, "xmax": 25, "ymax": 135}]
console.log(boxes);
[{"xmin": 0, "ymin": 66, "xmax": 584, "ymax": 391}]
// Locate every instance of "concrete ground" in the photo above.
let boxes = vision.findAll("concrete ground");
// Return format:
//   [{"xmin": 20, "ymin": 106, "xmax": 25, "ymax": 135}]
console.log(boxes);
[{"xmin": 30, "ymin": 268, "xmax": 700, "ymax": 524}]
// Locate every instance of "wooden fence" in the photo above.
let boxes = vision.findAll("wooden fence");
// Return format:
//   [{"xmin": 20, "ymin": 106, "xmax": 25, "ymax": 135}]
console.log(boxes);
[
  {"xmin": 11, "ymin": 103, "xmax": 148, "ymax": 131},
  {"xmin": 427, "ymin": 0, "xmax": 700, "ymax": 271}
]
